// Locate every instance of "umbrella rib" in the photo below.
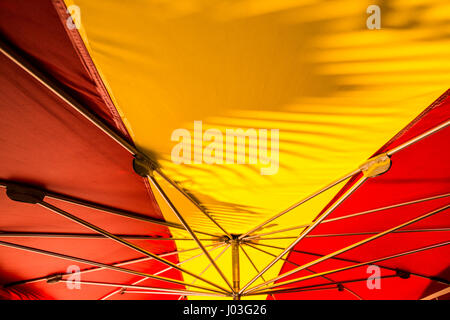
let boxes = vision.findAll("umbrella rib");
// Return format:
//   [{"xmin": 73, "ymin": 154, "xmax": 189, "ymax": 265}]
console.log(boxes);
[
  {"xmin": 148, "ymin": 175, "xmax": 235, "ymax": 293},
  {"xmin": 244, "ymin": 205, "xmax": 450, "ymax": 294},
  {"xmin": 248, "ymin": 241, "xmax": 450, "ymax": 285},
  {"xmin": 45, "ymin": 187, "xmax": 219, "ymax": 238},
  {"xmin": 0, "ymin": 40, "xmax": 229, "ymax": 239},
  {"xmin": 246, "ymin": 286, "xmax": 338, "ymax": 296},
  {"xmin": 154, "ymin": 170, "xmax": 232, "ymax": 238},
  {"xmin": 238, "ymin": 245, "xmax": 283, "ymax": 299},
  {"xmin": 0, "ymin": 40, "xmax": 137, "ymax": 156},
  {"xmin": 0, "ymin": 231, "xmax": 219, "ymax": 241},
  {"xmin": 251, "ymin": 227, "xmax": 450, "ymax": 240},
  {"xmin": 38, "ymin": 201, "xmax": 230, "ymax": 294},
  {"xmin": 239, "ymin": 243, "xmax": 276, "ymax": 300},
  {"xmin": 0, "ymin": 240, "xmax": 224, "ymax": 294},
  {"xmin": 0, "ymin": 179, "xmax": 218, "ymax": 238},
  {"xmin": 110, "ymin": 290, "xmax": 222, "ymax": 297},
  {"xmin": 242, "ymin": 242, "xmax": 360, "ymax": 299},
  {"xmin": 247, "ymin": 274, "xmax": 398, "ymax": 297},
  {"xmin": 2, "ymin": 243, "xmax": 218, "ymax": 288},
  {"xmin": 387, "ymin": 120, "xmax": 450, "ymax": 156},
  {"xmin": 244, "ymin": 193, "xmax": 450, "ymax": 240},
  {"xmin": 178, "ymin": 244, "xmax": 230, "ymax": 300},
  {"xmin": 239, "ymin": 176, "xmax": 368, "ymax": 295},
  {"xmin": 58, "ymin": 279, "xmax": 229, "ymax": 298},
  {"xmin": 250, "ymin": 240, "xmax": 450, "ymax": 294},
  {"xmin": 241, "ymin": 118, "xmax": 450, "ymax": 294},
  {"xmin": 241, "ymin": 120, "xmax": 449, "ymax": 241},
  {"xmin": 421, "ymin": 287, "xmax": 450, "ymax": 300},
  {"xmin": 239, "ymin": 168, "xmax": 361, "ymax": 240},
  {"xmin": 100, "ymin": 243, "xmax": 225, "ymax": 300},
  {"xmin": 2, "ymin": 28, "xmax": 449, "ymax": 300}
]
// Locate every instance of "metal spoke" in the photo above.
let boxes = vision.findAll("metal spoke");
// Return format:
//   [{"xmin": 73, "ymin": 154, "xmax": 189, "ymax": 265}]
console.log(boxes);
[
  {"xmin": 239, "ymin": 245, "xmax": 277, "ymax": 300},
  {"xmin": 179, "ymin": 244, "xmax": 231, "ymax": 300},
  {"xmin": 250, "ymin": 228, "xmax": 450, "ymax": 240},
  {"xmin": 155, "ymin": 170, "xmax": 232, "ymax": 238},
  {"xmin": 0, "ymin": 240, "xmax": 223, "ymax": 294},
  {"xmin": 244, "ymin": 193, "xmax": 450, "ymax": 240},
  {"xmin": 239, "ymin": 168, "xmax": 361, "ymax": 240},
  {"xmin": 0, "ymin": 41, "xmax": 228, "ymax": 239},
  {"xmin": 58, "ymin": 279, "xmax": 229, "ymax": 298},
  {"xmin": 421, "ymin": 287, "xmax": 450, "ymax": 300},
  {"xmin": 3, "ymin": 243, "xmax": 218, "ymax": 288},
  {"xmin": 240, "ymin": 119, "xmax": 449, "ymax": 244},
  {"xmin": 38, "ymin": 201, "xmax": 230, "ymax": 293},
  {"xmin": 0, "ymin": 179, "xmax": 218, "ymax": 238},
  {"xmin": 117, "ymin": 290, "xmax": 224, "ymax": 297},
  {"xmin": 247, "ymin": 274, "xmax": 398, "ymax": 296},
  {"xmin": 387, "ymin": 120, "xmax": 450, "ymax": 156},
  {"xmin": 244, "ymin": 204, "xmax": 449, "ymax": 294},
  {"xmin": 243, "ymin": 242, "xmax": 361, "ymax": 299},
  {"xmin": 0, "ymin": 40, "xmax": 137, "ymax": 156},
  {"xmin": 248, "ymin": 239, "xmax": 450, "ymax": 294},
  {"xmin": 239, "ymin": 176, "xmax": 367, "ymax": 294},
  {"xmin": 247, "ymin": 241, "xmax": 449, "ymax": 285},
  {"xmin": 149, "ymin": 175, "xmax": 234, "ymax": 293},
  {"xmin": 101, "ymin": 243, "xmax": 225, "ymax": 300},
  {"xmin": 0, "ymin": 231, "xmax": 219, "ymax": 241}
]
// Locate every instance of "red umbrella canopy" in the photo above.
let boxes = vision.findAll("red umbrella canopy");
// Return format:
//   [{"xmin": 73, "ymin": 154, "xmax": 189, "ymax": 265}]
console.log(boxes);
[
  {"xmin": 0, "ymin": 0, "xmax": 185, "ymax": 300},
  {"xmin": 256, "ymin": 90, "xmax": 450, "ymax": 300}
]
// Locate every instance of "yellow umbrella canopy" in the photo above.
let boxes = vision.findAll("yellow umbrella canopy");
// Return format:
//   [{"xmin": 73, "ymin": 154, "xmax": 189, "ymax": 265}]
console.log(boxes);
[{"xmin": 63, "ymin": 0, "xmax": 450, "ymax": 298}]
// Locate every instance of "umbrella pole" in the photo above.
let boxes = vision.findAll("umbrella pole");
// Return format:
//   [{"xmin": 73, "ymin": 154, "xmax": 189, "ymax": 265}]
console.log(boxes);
[{"xmin": 231, "ymin": 236, "xmax": 240, "ymax": 300}]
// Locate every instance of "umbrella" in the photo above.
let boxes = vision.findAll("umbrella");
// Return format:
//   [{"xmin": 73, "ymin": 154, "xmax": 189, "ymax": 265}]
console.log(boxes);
[{"xmin": 0, "ymin": 0, "xmax": 448, "ymax": 300}]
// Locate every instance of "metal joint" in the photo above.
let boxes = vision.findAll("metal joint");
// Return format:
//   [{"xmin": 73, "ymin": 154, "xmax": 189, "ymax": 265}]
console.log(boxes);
[
  {"xmin": 6, "ymin": 183, "xmax": 46, "ymax": 204},
  {"xmin": 46, "ymin": 274, "xmax": 63, "ymax": 284},
  {"xmin": 133, "ymin": 155, "xmax": 157, "ymax": 177},
  {"xmin": 359, "ymin": 153, "xmax": 391, "ymax": 178},
  {"xmin": 396, "ymin": 270, "xmax": 411, "ymax": 279}
]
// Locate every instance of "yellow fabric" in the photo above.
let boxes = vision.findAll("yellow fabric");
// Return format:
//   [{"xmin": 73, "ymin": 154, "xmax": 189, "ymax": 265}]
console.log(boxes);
[{"xmin": 66, "ymin": 0, "xmax": 450, "ymax": 299}]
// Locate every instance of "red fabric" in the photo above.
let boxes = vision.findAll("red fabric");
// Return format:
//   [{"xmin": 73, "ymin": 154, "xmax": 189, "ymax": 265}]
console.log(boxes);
[
  {"xmin": 276, "ymin": 90, "xmax": 450, "ymax": 299},
  {"xmin": 0, "ymin": 0, "xmax": 129, "ymax": 137},
  {"xmin": 0, "ymin": 1, "xmax": 183, "ymax": 300}
]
